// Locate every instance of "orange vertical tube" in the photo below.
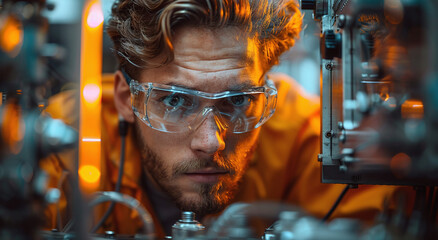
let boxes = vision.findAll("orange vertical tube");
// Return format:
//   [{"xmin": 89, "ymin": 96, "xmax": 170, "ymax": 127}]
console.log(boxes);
[{"xmin": 79, "ymin": 0, "xmax": 103, "ymax": 192}]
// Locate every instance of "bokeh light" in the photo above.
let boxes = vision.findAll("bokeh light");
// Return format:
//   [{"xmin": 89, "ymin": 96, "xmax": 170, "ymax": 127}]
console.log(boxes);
[
  {"xmin": 0, "ymin": 16, "xmax": 23, "ymax": 56},
  {"xmin": 83, "ymin": 83, "xmax": 101, "ymax": 103},
  {"xmin": 79, "ymin": 165, "xmax": 101, "ymax": 184},
  {"xmin": 86, "ymin": 3, "xmax": 104, "ymax": 28}
]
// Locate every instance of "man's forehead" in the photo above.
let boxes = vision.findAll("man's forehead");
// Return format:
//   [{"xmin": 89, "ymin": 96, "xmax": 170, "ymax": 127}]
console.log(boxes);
[
  {"xmin": 139, "ymin": 64, "xmax": 262, "ymax": 92},
  {"xmin": 172, "ymin": 26, "xmax": 258, "ymax": 66},
  {"xmin": 138, "ymin": 26, "xmax": 264, "ymax": 91}
]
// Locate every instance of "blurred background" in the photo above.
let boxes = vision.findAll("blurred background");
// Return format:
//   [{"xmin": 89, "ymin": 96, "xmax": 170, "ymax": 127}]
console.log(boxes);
[
  {"xmin": 43, "ymin": 0, "xmax": 321, "ymax": 96},
  {"xmin": 2, "ymin": 0, "xmax": 438, "ymax": 239}
]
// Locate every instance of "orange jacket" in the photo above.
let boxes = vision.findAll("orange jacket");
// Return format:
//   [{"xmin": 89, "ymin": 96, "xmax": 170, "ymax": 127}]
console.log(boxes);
[{"xmin": 42, "ymin": 73, "xmax": 410, "ymax": 238}]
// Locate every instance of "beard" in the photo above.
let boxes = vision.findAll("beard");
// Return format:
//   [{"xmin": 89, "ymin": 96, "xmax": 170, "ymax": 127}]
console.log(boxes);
[{"xmin": 133, "ymin": 121, "xmax": 255, "ymax": 217}]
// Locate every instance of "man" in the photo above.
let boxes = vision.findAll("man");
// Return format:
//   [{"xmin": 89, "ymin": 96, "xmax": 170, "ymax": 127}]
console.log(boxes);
[
  {"xmin": 109, "ymin": 0, "xmax": 302, "ymax": 222},
  {"xmin": 43, "ymin": 0, "xmax": 407, "ymax": 237}
]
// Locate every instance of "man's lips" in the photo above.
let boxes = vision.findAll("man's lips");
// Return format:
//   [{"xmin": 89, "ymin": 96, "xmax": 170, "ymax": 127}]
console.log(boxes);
[
  {"xmin": 185, "ymin": 168, "xmax": 229, "ymax": 174},
  {"xmin": 184, "ymin": 168, "xmax": 229, "ymax": 183}
]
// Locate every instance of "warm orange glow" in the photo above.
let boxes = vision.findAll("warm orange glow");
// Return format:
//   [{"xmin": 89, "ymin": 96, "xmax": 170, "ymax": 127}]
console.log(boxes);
[
  {"xmin": 80, "ymin": 0, "xmax": 103, "ymax": 192},
  {"xmin": 380, "ymin": 92, "xmax": 390, "ymax": 101},
  {"xmin": 87, "ymin": 3, "xmax": 104, "ymax": 28},
  {"xmin": 384, "ymin": 0, "xmax": 404, "ymax": 25},
  {"xmin": 401, "ymin": 99, "xmax": 424, "ymax": 119},
  {"xmin": 83, "ymin": 83, "xmax": 101, "ymax": 103},
  {"xmin": 384, "ymin": 96, "xmax": 397, "ymax": 109},
  {"xmin": 0, "ymin": 16, "xmax": 23, "ymax": 56},
  {"xmin": 390, "ymin": 152, "xmax": 411, "ymax": 178},
  {"xmin": 1, "ymin": 103, "xmax": 25, "ymax": 154},
  {"xmin": 79, "ymin": 165, "xmax": 101, "ymax": 183}
]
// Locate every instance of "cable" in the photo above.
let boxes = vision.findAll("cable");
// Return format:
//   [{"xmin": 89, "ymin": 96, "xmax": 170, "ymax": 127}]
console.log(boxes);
[
  {"xmin": 413, "ymin": 186, "xmax": 426, "ymax": 212},
  {"xmin": 430, "ymin": 187, "xmax": 438, "ymax": 221},
  {"xmin": 88, "ymin": 191, "xmax": 155, "ymax": 236},
  {"xmin": 427, "ymin": 186, "xmax": 435, "ymax": 215},
  {"xmin": 90, "ymin": 119, "xmax": 129, "ymax": 233},
  {"xmin": 62, "ymin": 119, "xmax": 129, "ymax": 233},
  {"xmin": 322, "ymin": 185, "xmax": 350, "ymax": 222},
  {"xmin": 56, "ymin": 170, "xmax": 69, "ymax": 231}
]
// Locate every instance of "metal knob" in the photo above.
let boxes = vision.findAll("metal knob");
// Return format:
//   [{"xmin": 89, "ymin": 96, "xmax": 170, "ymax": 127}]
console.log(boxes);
[
  {"xmin": 181, "ymin": 211, "xmax": 195, "ymax": 223},
  {"xmin": 172, "ymin": 211, "xmax": 205, "ymax": 240}
]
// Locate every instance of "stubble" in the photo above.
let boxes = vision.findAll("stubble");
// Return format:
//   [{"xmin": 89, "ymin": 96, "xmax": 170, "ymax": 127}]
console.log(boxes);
[{"xmin": 133, "ymin": 121, "xmax": 254, "ymax": 217}]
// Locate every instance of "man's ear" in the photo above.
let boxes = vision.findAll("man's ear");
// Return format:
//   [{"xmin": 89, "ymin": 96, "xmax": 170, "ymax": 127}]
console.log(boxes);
[{"xmin": 114, "ymin": 70, "xmax": 135, "ymax": 123}]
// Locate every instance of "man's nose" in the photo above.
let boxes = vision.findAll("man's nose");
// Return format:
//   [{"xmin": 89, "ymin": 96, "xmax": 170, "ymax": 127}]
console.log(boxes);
[{"xmin": 190, "ymin": 112, "xmax": 226, "ymax": 155}]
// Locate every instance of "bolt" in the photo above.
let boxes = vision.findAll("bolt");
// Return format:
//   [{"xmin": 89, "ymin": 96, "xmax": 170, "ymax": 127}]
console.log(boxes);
[
  {"xmin": 181, "ymin": 211, "xmax": 195, "ymax": 222},
  {"xmin": 318, "ymin": 154, "xmax": 323, "ymax": 162},
  {"xmin": 337, "ymin": 122, "xmax": 344, "ymax": 130},
  {"xmin": 338, "ymin": 15, "xmax": 346, "ymax": 28},
  {"xmin": 343, "ymin": 156, "xmax": 355, "ymax": 163},
  {"xmin": 325, "ymin": 62, "xmax": 333, "ymax": 70},
  {"xmin": 339, "ymin": 165, "xmax": 348, "ymax": 172},
  {"xmin": 339, "ymin": 132, "xmax": 346, "ymax": 143},
  {"xmin": 325, "ymin": 130, "xmax": 334, "ymax": 138},
  {"xmin": 105, "ymin": 231, "xmax": 116, "ymax": 238},
  {"xmin": 341, "ymin": 148, "xmax": 354, "ymax": 156}
]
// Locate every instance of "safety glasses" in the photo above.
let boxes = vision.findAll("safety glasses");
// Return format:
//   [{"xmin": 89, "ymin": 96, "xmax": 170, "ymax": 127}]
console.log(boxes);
[{"xmin": 128, "ymin": 76, "xmax": 277, "ymax": 134}]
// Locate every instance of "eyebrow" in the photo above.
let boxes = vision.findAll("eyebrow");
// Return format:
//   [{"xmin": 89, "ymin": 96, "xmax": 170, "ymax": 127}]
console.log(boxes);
[{"xmin": 164, "ymin": 80, "xmax": 259, "ymax": 92}]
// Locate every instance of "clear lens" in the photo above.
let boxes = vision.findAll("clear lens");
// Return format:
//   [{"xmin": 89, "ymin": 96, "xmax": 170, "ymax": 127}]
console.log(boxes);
[
  {"xmin": 214, "ymin": 93, "xmax": 266, "ymax": 133},
  {"xmin": 147, "ymin": 89, "xmax": 201, "ymax": 132},
  {"xmin": 130, "ymin": 80, "xmax": 277, "ymax": 133}
]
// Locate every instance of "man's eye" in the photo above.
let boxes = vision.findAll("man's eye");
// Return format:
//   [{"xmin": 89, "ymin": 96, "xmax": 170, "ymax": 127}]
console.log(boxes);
[
  {"xmin": 162, "ymin": 94, "xmax": 185, "ymax": 107},
  {"xmin": 229, "ymin": 95, "xmax": 252, "ymax": 106}
]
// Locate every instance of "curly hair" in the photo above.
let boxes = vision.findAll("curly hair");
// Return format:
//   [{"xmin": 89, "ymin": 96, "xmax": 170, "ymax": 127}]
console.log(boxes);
[{"xmin": 106, "ymin": 0, "xmax": 302, "ymax": 77}]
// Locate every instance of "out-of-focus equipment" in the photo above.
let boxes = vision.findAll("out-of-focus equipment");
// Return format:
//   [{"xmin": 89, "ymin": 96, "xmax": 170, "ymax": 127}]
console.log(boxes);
[
  {"xmin": 0, "ymin": 0, "xmax": 78, "ymax": 239},
  {"xmin": 88, "ymin": 191, "xmax": 155, "ymax": 237},
  {"xmin": 0, "ymin": 1, "xmax": 152, "ymax": 239},
  {"xmin": 301, "ymin": 0, "xmax": 438, "ymax": 238},
  {"xmin": 314, "ymin": 0, "xmax": 438, "ymax": 186},
  {"xmin": 4, "ymin": 0, "xmax": 438, "ymax": 239}
]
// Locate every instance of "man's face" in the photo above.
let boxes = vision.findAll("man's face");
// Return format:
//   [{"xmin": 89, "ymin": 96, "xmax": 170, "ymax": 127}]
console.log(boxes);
[{"xmin": 134, "ymin": 26, "xmax": 265, "ymax": 216}]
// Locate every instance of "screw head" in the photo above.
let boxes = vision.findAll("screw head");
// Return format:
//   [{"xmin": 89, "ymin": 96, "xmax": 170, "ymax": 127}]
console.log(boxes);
[
  {"xmin": 338, "ymin": 15, "xmax": 346, "ymax": 28},
  {"xmin": 318, "ymin": 154, "xmax": 323, "ymax": 162},
  {"xmin": 339, "ymin": 165, "xmax": 348, "ymax": 172},
  {"xmin": 325, "ymin": 130, "xmax": 334, "ymax": 138},
  {"xmin": 105, "ymin": 231, "xmax": 116, "ymax": 238}
]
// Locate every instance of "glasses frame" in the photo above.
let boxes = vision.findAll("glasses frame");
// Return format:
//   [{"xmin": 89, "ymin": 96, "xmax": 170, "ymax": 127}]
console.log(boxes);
[{"xmin": 123, "ymin": 69, "xmax": 278, "ymax": 133}]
